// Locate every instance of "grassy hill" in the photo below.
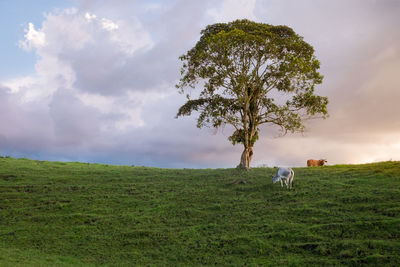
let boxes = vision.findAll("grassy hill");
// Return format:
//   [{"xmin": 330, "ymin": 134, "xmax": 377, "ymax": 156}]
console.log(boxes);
[{"xmin": 0, "ymin": 156, "xmax": 399, "ymax": 266}]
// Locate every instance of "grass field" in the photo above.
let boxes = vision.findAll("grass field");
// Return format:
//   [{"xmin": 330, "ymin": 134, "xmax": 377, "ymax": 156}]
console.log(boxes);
[{"xmin": 0, "ymin": 156, "xmax": 399, "ymax": 266}]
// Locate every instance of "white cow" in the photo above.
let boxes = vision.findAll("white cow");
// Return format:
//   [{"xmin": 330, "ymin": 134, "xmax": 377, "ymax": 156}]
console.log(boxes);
[{"xmin": 272, "ymin": 167, "xmax": 294, "ymax": 189}]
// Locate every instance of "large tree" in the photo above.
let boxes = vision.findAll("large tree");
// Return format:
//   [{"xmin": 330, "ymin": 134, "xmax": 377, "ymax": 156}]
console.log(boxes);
[{"xmin": 176, "ymin": 20, "xmax": 328, "ymax": 169}]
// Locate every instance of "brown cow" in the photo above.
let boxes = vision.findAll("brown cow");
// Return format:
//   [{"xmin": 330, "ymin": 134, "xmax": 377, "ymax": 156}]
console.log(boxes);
[{"xmin": 307, "ymin": 159, "xmax": 327, "ymax": 167}]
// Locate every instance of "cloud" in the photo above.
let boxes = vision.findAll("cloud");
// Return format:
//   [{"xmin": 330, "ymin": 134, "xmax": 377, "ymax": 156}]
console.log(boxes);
[
  {"xmin": 0, "ymin": 85, "xmax": 53, "ymax": 153},
  {"xmin": 84, "ymin": 12, "xmax": 96, "ymax": 21},
  {"xmin": 0, "ymin": 1, "xmax": 225, "ymax": 167},
  {"xmin": 49, "ymin": 88, "xmax": 104, "ymax": 146},
  {"xmin": 100, "ymin": 18, "xmax": 119, "ymax": 31},
  {"xmin": 249, "ymin": 0, "xmax": 400, "ymax": 166},
  {"xmin": 208, "ymin": 0, "xmax": 257, "ymax": 22},
  {"xmin": 19, "ymin": 23, "xmax": 46, "ymax": 51},
  {"xmin": 1, "ymin": 0, "xmax": 400, "ymax": 168}
]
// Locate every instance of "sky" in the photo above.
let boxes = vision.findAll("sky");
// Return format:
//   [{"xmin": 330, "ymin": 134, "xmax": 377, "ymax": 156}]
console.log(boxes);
[{"xmin": 0, "ymin": 0, "xmax": 399, "ymax": 168}]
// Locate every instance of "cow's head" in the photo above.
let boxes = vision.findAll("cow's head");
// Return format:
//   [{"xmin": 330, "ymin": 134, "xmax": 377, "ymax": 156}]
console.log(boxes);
[
  {"xmin": 319, "ymin": 159, "xmax": 327, "ymax": 166},
  {"xmin": 272, "ymin": 175, "xmax": 280, "ymax": 184}
]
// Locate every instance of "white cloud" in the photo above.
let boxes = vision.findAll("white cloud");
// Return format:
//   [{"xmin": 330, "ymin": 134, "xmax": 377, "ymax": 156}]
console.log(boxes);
[
  {"xmin": 19, "ymin": 22, "xmax": 46, "ymax": 51},
  {"xmin": 4, "ymin": 7, "xmax": 157, "ymax": 136},
  {"xmin": 101, "ymin": 18, "xmax": 119, "ymax": 31},
  {"xmin": 84, "ymin": 12, "xmax": 96, "ymax": 21}
]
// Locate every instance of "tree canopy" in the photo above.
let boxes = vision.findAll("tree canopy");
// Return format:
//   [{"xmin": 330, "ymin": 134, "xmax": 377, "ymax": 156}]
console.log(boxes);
[{"xmin": 176, "ymin": 19, "xmax": 328, "ymax": 169}]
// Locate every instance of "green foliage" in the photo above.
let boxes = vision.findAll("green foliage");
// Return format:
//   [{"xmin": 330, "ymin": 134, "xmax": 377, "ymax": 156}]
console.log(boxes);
[
  {"xmin": 1, "ymin": 157, "xmax": 400, "ymax": 266},
  {"xmin": 228, "ymin": 128, "xmax": 259, "ymax": 146},
  {"xmin": 176, "ymin": 19, "xmax": 329, "ymax": 161}
]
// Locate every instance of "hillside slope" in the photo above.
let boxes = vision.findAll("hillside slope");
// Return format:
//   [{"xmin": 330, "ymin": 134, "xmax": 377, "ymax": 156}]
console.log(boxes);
[{"xmin": 0, "ymin": 157, "xmax": 399, "ymax": 266}]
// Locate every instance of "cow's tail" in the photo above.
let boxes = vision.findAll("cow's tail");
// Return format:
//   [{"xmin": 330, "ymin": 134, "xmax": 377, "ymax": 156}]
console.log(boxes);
[{"xmin": 290, "ymin": 169, "xmax": 295, "ymax": 188}]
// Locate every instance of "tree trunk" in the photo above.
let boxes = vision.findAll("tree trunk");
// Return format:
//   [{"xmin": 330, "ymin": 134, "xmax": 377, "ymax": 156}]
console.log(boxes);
[{"xmin": 238, "ymin": 146, "xmax": 254, "ymax": 170}]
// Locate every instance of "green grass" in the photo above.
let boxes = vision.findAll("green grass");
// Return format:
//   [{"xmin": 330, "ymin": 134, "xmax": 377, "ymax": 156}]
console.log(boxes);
[{"xmin": 0, "ymin": 157, "xmax": 399, "ymax": 266}]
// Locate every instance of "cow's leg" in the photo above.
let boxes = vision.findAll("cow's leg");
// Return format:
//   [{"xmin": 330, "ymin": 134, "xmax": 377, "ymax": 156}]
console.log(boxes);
[{"xmin": 280, "ymin": 179, "xmax": 283, "ymax": 187}]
